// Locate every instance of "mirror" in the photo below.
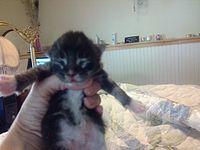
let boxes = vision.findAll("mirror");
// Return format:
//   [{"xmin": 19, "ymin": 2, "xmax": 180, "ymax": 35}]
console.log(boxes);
[{"xmin": 0, "ymin": 21, "xmax": 37, "ymax": 67}]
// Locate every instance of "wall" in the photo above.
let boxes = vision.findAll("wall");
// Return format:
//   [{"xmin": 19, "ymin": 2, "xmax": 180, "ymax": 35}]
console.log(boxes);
[
  {"xmin": 0, "ymin": 0, "xmax": 32, "ymax": 54},
  {"xmin": 0, "ymin": 0, "xmax": 31, "ymax": 28},
  {"xmin": 102, "ymin": 42, "xmax": 200, "ymax": 85},
  {"xmin": 39, "ymin": 0, "xmax": 200, "ymax": 46}
]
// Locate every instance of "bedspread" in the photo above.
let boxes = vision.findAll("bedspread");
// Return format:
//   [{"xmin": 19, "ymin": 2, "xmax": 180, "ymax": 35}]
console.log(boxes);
[
  {"xmin": 0, "ymin": 84, "xmax": 200, "ymax": 149},
  {"xmin": 102, "ymin": 84, "xmax": 200, "ymax": 150}
]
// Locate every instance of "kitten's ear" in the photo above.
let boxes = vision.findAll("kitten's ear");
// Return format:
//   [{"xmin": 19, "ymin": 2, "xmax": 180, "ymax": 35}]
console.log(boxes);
[
  {"xmin": 46, "ymin": 48, "xmax": 53, "ymax": 58},
  {"xmin": 94, "ymin": 44, "xmax": 106, "ymax": 56},
  {"xmin": 43, "ymin": 45, "xmax": 51, "ymax": 56},
  {"xmin": 45, "ymin": 41, "xmax": 60, "ymax": 58},
  {"xmin": 43, "ymin": 46, "xmax": 55, "ymax": 59},
  {"xmin": 97, "ymin": 44, "xmax": 106, "ymax": 52}
]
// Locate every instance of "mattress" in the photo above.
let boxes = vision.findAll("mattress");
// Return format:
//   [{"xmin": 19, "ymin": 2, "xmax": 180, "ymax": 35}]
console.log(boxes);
[{"xmin": 1, "ymin": 84, "xmax": 200, "ymax": 149}]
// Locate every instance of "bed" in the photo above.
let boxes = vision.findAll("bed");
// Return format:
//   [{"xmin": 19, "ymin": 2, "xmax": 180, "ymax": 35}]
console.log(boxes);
[
  {"xmin": 101, "ymin": 83, "xmax": 200, "ymax": 150},
  {"xmin": 1, "ymin": 83, "xmax": 199, "ymax": 149}
]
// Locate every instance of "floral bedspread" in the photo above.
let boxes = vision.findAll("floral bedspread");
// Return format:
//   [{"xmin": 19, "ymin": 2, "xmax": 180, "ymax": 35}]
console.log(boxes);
[
  {"xmin": 102, "ymin": 84, "xmax": 200, "ymax": 150},
  {"xmin": 1, "ymin": 84, "xmax": 200, "ymax": 149}
]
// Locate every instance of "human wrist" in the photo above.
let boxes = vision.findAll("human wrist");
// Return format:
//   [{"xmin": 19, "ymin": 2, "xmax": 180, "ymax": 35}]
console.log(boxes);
[
  {"xmin": 0, "ymin": 128, "xmax": 22, "ymax": 150},
  {"xmin": 0, "ymin": 118, "xmax": 42, "ymax": 150}
]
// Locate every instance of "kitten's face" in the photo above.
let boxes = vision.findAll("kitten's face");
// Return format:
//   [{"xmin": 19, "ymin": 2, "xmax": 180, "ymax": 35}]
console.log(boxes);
[{"xmin": 48, "ymin": 31, "xmax": 103, "ymax": 85}]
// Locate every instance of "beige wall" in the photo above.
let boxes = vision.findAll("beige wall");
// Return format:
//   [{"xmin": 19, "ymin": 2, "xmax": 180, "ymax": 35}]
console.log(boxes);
[
  {"xmin": 1, "ymin": 0, "xmax": 200, "ymax": 55},
  {"xmin": 102, "ymin": 42, "xmax": 200, "ymax": 85},
  {"xmin": 0, "ymin": 0, "xmax": 32, "ymax": 54},
  {"xmin": 0, "ymin": 0, "xmax": 31, "ymax": 29},
  {"xmin": 39, "ymin": 0, "xmax": 200, "ymax": 46}
]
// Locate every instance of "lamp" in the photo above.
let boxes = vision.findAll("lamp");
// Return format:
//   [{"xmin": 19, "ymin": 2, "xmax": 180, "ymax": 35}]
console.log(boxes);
[
  {"xmin": 0, "ymin": 22, "xmax": 38, "ymax": 133},
  {"xmin": 0, "ymin": 36, "xmax": 19, "ymax": 74},
  {"xmin": 0, "ymin": 36, "xmax": 20, "ymax": 133}
]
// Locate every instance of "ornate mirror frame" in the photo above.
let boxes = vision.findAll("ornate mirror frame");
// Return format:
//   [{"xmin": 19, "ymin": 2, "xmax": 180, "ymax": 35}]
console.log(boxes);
[{"xmin": 0, "ymin": 21, "xmax": 37, "ymax": 67}]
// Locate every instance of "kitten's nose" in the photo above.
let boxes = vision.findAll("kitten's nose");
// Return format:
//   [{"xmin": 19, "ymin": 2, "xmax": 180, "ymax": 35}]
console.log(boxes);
[{"xmin": 67, "ymin": 70, "xmax": 75, "ymax": 77}]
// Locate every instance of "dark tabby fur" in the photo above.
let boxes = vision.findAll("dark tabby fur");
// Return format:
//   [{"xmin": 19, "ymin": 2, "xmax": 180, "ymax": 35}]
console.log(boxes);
[{"xmin": 15, "ymin": 31, "xmax": 132, "ymax": 150}]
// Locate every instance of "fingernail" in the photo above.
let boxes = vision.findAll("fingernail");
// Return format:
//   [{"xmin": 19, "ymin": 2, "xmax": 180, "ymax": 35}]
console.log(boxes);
[
  {"xmin": 96, "ymin": 106, "xmax": 103, "ymax": 114},
  {"xmin": 84, "ymin": 89, "xmax": 92, "ymax": 95}
]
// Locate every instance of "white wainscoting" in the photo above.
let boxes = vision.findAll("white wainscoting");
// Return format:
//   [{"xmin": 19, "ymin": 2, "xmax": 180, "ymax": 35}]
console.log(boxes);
[{"xmin": 102, "ymin": 42, "xmax": 200, "ymax": 85}]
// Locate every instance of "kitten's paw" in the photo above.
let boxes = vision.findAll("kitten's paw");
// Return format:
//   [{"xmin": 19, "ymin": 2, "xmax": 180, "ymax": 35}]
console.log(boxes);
[
  {"xmin": 126, "ymin": 99, "xmax": 146, "ymax": 114},
  {"xmin": 0, "ymin": 75, "xmax": 17, "ymax": 96}
]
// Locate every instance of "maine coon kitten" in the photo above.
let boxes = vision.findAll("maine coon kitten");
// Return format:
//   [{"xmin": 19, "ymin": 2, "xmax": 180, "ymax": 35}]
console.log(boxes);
[{"xmin": 14, "ymin": 31, "xmax": 134, "ymax": 150}]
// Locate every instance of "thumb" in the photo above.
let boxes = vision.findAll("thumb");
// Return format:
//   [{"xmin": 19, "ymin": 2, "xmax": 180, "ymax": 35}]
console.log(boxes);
[
  {"xmin": 32, "ymin": 75, "xmax": 66, "ymax": 98},
  {"xmin": 31, "ymin": 75, "xmax": 93, "ymax": 99}
]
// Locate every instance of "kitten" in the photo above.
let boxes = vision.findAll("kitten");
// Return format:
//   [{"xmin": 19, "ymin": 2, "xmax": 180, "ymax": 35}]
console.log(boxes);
[{"xmin": 14, "ymin": 31, "xmax": 144, "ymax": 150}]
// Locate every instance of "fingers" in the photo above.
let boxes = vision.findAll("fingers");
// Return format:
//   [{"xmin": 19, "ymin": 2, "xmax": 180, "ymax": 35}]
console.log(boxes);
[
  {"xmin": 63, "ymin": 79, "xmax": 93, "ymax": 90},
  {"xmin": 35, "ymin": 75, "xmax": 100, "ymax": 95},
  {"xmin": 96, "ymin": 105, "xmax": 103, "ymax": 114},
  {"xmin": 84, "ymin": 81, "xmax": 101, "ymax": 96},
  {"xmin": 30, "ymin": 75, "xmax": 69, "ymax": 99},
  {"xmin": 84, "ymin": 94, "xmax": 101, "ymax": 109},
  {"xmin": 33, "ymin": 76, "xmax": 103, "ymax": 113},
  {"xmin": 83, "ymin": 81, "xmax": 102, "ymax": 113},
  {"xmin": 0, "ymin": 74, "xmax": 17, "ymax": 96}
]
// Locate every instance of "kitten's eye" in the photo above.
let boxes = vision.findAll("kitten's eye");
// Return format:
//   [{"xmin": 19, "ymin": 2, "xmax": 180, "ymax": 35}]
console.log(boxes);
[
  {"xmin": 80, "ymin": 61, "xmax": 89, "ymax": 69},
  {"xmin": 77, "ymin": 58, "xmax": 91, "ymax": 69},
  {"xmin": 52, "ymin": 58, "xmax": 66, "ymax": 69},
  {"xmin": 83, "ymin": 63, "xmax": 93, "ymax": 70},
  {"xmin": 58, "ymin": 52, "xmax": 68, "ymax": 65},
  {"xmin": 59, "ymin": 50, "xmax": 66, "ymax": 59},
  {"xmin": 60, "ymin": 53, "xmax": 65, "ymax": 59},
  {"xmin": 52, "ymin": 61, "xmax": 64, "ymax": 70}
]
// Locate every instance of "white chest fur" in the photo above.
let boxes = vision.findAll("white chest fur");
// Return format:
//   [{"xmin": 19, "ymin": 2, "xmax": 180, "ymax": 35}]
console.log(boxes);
[
  {"xmin": 62, "ymin": 90, "xmax": 83, "ymax": 123},
  {"xmin": 57, "ymin": 90, "xmax": 106, "ymax": 150}
]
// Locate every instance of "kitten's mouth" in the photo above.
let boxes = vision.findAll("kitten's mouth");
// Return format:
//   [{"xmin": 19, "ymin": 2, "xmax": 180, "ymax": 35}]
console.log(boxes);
[
  {"xmin": 65, "ymin": 79, "xmax": 92, "ymax": 90},
  {"xmin": 69, "ymin": 78, "xmax": 77, "ymax": 83}
]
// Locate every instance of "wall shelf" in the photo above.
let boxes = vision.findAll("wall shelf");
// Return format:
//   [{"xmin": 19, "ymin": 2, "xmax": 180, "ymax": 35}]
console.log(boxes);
[
  {"xmin": 20, "ymin": 52, "xmax": 44, "ymax": 60},
  {"xmin": 19, "ymin": 37, "xmax": 200, "ymax": 59},
  {"xmin": 106, "ymin": 37, "xmax": 200, "ymax": 51}
]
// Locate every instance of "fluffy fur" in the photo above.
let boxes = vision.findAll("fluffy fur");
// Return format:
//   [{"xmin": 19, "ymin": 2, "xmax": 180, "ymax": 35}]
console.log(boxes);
[{"xmin": 15, "ymin": 31, "xmax": 132, "ymax": 150}]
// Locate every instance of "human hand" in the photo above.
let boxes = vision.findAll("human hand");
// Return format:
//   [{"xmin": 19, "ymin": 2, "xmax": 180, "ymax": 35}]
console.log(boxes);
[
  {"xmin": 0, "ymin": 75, "xmax": 17, "ymax": 96},
  {"xmin": 0, "ymin": 75, "xmax": 102, "ymax": 150}
]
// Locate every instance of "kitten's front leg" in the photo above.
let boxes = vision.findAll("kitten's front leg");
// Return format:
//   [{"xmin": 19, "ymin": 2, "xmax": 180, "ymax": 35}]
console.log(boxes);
[
  {"xmin": 96, "ymin": 70, "xmax": 145, "ymax": 113},
  {"xmin": 15, "ymin": 63, "xmax": 51, "ymax": 92},
  {"xmin": 0, "ymin": 64, "xmax": 51, "ymax": 96},
  {"xmin": 98, "ymin": 77, "xmax": 131, "ymax": 106}
]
